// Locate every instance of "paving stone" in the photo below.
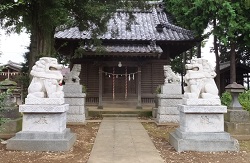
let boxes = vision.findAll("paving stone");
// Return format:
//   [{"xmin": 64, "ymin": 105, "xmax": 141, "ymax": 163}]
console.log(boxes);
[{"xmin": 87, "ymin": 117, "xmax": 164, "ymax": 163}]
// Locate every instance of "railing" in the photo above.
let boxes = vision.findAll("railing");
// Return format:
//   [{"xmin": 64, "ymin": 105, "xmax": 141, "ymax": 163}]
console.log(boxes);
[
  {"xmin": 86, "ymin": 97, "xmax": 99, "ymax": 105},
  {"xmin": 142, "ymin": 97, "xmax": 155, "ymax": 104},
  {"xmin": 85, "ymin": 96, "xmax": 155, "ymax": 105}
]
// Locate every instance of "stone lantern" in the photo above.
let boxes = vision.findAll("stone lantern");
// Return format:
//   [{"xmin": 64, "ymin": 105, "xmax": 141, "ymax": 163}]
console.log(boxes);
[
  {"xmin": 0, "ymin": 79, "xmax": 18, "ymax": 106},
  {"xmin": 0, "ymin": 79, "xmax": 22, "ymax": 138},
  {"xmin": 225, "ymin": 82, "xmax": 245, "ymax": 110},
  {"xmin": 224, "ymin": 82, "xmax": 250, "ymax": 140}
]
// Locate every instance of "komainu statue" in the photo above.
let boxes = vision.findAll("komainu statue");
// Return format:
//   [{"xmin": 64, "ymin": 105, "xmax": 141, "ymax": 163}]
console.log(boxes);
[
  {"xmin": 164, "ymin": 65, "xmax": 180, "ymax": 84},
  {"xmin": 27, "ymin": 57, "xmax": 64, "ymax": 98},
  {"xmin": 64, "ymin": 64, "xmax": 81, "ymax": 84},
  {"xmin": 184, "ymin": 58, "xmax": 219, "ymax": 99}
]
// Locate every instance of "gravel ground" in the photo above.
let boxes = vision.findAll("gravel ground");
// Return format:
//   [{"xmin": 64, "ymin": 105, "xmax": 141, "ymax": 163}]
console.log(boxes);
[
  {"xmin": 143, "ymin": 122, "xmax": 250, "ymax": 163},
  {"xmin": 0, "ymin": 123, "xmax": 99, "ymax": 163},
  {"xmin": 0, "ymin": 121, "xmax": 250, "ymax": 163}
]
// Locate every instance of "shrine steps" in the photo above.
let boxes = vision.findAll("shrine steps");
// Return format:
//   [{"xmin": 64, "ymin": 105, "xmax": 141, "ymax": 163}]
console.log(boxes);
[{"xmin": 86, "ymin": 106, "xmax": 153, "ymax": 118}]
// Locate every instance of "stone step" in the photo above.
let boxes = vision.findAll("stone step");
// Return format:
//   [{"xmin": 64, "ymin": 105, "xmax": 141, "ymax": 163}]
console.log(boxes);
[
  {"xmin": 169, "ymin": 131, "xmax": 239, "ymax": 152},
  {"xmin": 102, "ymin": 114, "xmax": 138, "ymax": 117}
]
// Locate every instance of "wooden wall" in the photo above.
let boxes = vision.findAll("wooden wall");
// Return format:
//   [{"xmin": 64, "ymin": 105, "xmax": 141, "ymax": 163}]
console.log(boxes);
[
  {"xmin": 80, "ymin": 63, "xmax": 99, "ymax": 96},
  {"xmin": 141, "ymin": 61, "xmax": 165, "ymax": 95},
  {"xmin": 79, "ymin": 59, "xmax": 166, "ymax": 102}
]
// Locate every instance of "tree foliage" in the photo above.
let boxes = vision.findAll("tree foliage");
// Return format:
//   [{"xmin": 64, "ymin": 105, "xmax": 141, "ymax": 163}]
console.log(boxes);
[
  {"xmin": 165, "ymin": 0, "xmax": 250, "ymax": 85},
  {"xmin": 0, "ymin": 0, "xmax": 148, "ymax": 71},
  {"xmin": 221, "ymin": 90, "xmax": 250, "ymax": 111}
]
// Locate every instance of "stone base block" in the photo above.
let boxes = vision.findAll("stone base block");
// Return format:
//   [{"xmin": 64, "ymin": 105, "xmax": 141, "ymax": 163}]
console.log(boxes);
[
  {"xmin": 0, "ymin": 118, "xmax": 22, "ymax": 134},
  {"xmin": 225, "ymin": 109, "xmax": 250, "ymax": 122},
  {"xmin": 225, "ymin": 122, "xmax": 250, "ymax": 135},
  {"xmin": 63, "ymin": 84, "xmax": 82, "ymax": 93},
  {"xmin": 161, "ymin": 84, "xmax": 181, "ymax": 94},
  {"xmin": 20, "ymin": 104, "xmax": 69, "ymax": 113},
  {"xmin": 65, "ymin": 98, "xmax": 85, "ymax": 105},
  {"xmin": 65, "ymin": 93, "xmax": 86, "ymax": 98},
  {"xmin": 0, "ymin": 107, "xmax": 21, "ymax": 119},
  {"xmin": 158, "ymin": 98, "xmax": 182, "ymax": 107},
  {"xmin": 156, "ymin": 114, "xmax": 179, "ymax": 123},
  {"xmin": 169, "ymin": 129, "xmax": 239, "ymax": 152},
  {"xmin": 175, "ymin": 128, "xmax": 231, "ymax": 140},
  {"xmin": 158, "ymin": 107, "xmax": 179, "ymax": 114},
  {"xmin": 67, "ymin": 114, "xmax": 86, "ymax": 123},
  {"xmin": 25, "ymin": 98, "xmax": 65, "ymax": 105},
  {"xmin": 179, "ymin": 105, "xmax": 227, "ymax": 132},
  {"xmin": 182, "ymin": 99, "xmax": 221, "ymax": 106},
  {"xmin": 7, "ymin": 128, "xmax": 76, "ymax": 151},
  {"xmin": 152, "ymin": 107, "xmax": 157, "ymax": 118},
  {"xmin": 67, "ymin": 106, "xmax": 85, "ymax": 115},
  {"xmin": 22, "ymin": 112, "xmax": 66, "ymax": 132}
]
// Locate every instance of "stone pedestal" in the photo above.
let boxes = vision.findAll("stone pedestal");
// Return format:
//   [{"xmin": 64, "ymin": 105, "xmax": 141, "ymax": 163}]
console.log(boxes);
[
  {"xmin": 156, "ymin": 84, "xmax": 182, "ymax": 124},
  {"xmin": 169, "ymin": 101, "xmax": 239, "ymax": 152},
  {"xmin": 7, "ymin": 98, "xmax": 76, "ymax": 151},
  {"xmin": 225, "ymin": 109, "xmax": 250, "ymax": 140},
  {"xmin": 224, "ymin": 82, "xmax": 250, "ymax": 140},
  {"xmin": 64, "ymin": 83, "xmax": 86, "ymax": 124},
  {"xmin": 0, "ymin": 106, "xmax": 22, "ymax": 139}
]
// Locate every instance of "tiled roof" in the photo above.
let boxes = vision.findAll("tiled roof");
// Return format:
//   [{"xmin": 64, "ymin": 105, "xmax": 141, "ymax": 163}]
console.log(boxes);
[
  {"xmin": 81, "ymin": 43, "xmax": 163, "ymax": 55},
  {"xmin": 0, "ymin": 60, "xmax": 22, "ymax": 72},
  {"xmin": 220, "ymin": 61, "xmax": 250, "ymax": 71},
  {"xmin": 55, "ymin": 7, "xmax": 194, "ymax": 41},
  {"xmin": 220, "ymin": 62, "xmax": 230, "ymax": 71}
]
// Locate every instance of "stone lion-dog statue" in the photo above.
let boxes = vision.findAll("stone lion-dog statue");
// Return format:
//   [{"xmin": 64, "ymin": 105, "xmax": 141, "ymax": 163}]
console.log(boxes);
[
  {"xmin": 184, "ymin": 58, "xmax": 219, "ymax": 99},
  {"xmin": 64, "ymin": 64, "xmax": 81, "ymax": 84},
  {"xmin": 164, "ymin": 65, "xmax": 180, "ymax": 84},
  {"xmin": 27, "ymin": 57, "xmax": 64, "ymax": 98}
]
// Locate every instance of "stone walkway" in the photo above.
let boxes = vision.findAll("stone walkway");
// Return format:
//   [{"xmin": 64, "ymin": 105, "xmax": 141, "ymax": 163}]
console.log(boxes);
[{"xmin": 88, "ymin": 117, "xmax": 164, "ymax": 163}]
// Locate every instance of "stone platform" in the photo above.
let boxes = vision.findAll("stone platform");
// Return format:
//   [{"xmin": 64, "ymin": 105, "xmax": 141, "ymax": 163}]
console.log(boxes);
[
  {"xmin": 169, "ymin": 104, "xmax": 239, "ymax": 152},
  {"xmin": 225, "ymin": 109, "xmax": 250, "ymax": 140},
  {"xmin": 7, "ymin": 129, "xmax": 76, "ymax": 151},
  {"xmin": 0, "ymin": 106, "xmax": 22, "ymax": 139},
  {"xmin": 156, "ymin": 84, "xmax": 182, "ymax": 124},
  {"xmin": 64, "ymin": 83, "xmax": 86, "ymax": 124},
  {"xmin": 7, "ymin": 99, "xmax": 76, "ymax": 151}
]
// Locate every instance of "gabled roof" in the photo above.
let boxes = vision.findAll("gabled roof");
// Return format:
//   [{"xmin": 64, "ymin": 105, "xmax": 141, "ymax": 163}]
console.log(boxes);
[
  {"xmin": 220, "ymin": 61, "xmax": 250, "ymax": 73},
  {"xmin": 0, "ymin": 60, "xmax": 22, "ymax": 72},
  {"xmin": 55, "ymin": 6, "xmax": 194, "ymax": 42}
]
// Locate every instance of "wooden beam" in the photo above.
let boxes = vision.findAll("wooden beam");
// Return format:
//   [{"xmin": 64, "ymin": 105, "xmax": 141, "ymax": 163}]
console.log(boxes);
[
  {"xmin": 137, "ymin": 66, "xmax": 142, "ymax": 109},
  {"xmin": 98, "ymin": 65, "xmax": 103, "ymax": 109}
]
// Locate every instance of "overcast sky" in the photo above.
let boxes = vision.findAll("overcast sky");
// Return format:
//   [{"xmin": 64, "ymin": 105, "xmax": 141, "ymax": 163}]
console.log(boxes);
[
  {"xmin": 0, "ymin": 30, "xmax": 215, "ymax": 67},
  {"xmin": 0, "ymin": 29, "xmax": 30, "ymax": 65}
]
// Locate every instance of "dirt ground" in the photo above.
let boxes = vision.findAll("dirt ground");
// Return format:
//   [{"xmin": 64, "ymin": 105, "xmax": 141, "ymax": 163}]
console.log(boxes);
[
  {"xmin": 143, "ymin": 122, "xmax": 250, "ymax": 163},
  {"xmin": 0, "ymin": 121, "xmax": 250, "ymax": 163},
  {"xmin": 0, "ymin": 123, "xmax": 100, "ymax": 163}
]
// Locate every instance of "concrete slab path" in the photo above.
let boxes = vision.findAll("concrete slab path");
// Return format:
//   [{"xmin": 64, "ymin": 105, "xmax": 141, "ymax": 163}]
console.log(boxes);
[{"xmin": 88, "ymin": 117, "xmax": 164, "ymax": 163}]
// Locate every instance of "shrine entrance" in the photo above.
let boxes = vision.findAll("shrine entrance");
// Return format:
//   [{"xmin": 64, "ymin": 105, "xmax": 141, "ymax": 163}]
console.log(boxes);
[{"xmin": 103, "ymin": 66, "xmax": 137, "ymax": 101}]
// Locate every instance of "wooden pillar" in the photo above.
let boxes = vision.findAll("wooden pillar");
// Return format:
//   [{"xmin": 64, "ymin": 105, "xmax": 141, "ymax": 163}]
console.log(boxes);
[
  {"xmin": 137, "ymin": 66, "xmax": 142, "ymax": 109},
  {"xmin": 165, "ymin": 50, "xmax": 170, "ymax": 65},
  {"xmin": 248, "ymin": 73, "xmax": 250, "ymax": 90},
  {"xmin": 98, "ymin": 65, "xmax": 103, "ymax": 109}
]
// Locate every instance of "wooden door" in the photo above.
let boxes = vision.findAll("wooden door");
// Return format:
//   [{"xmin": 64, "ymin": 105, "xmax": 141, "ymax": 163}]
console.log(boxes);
[{"xmin": 103, "ymin": 66, "xmax": 137, "ymax": 100}]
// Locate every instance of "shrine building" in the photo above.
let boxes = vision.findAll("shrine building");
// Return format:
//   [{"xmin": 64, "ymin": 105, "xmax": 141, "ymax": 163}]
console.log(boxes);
[{"xmin": 55, "ymin": 2, "xmax": 200, "ymax": 109}]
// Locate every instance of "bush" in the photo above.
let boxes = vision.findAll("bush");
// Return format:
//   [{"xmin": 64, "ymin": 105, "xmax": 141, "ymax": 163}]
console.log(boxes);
[
  {"xmin": 221, "ymin": 90, "xmax": 250, "ymax": 111},
  {"xmin": 0, "ymin": 89, "xmax": 12, "ymax": 126},
  {"xmin": 239, "ymin": 90, "xmax": 250, "ymax": 111},
  {"xmin": 221, "ymin": 91, "xmax": 232, "ymax": 107}
]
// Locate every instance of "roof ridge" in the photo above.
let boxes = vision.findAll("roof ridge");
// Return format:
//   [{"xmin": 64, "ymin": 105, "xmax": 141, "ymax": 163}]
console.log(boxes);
[{"xmin": 152, "ymin": 7, "xmax": 193, "ymax": 35}]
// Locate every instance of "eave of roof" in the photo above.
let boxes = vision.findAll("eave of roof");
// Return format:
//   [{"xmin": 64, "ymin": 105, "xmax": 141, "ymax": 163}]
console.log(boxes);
[
  {"xmin": 220, "ymin": 61, "xmax": 250, "ymax": 72},
  {"xmin": 79, "ymin": 43, "xmax": 162, "ymax": 57},
  {"xmin": 0, "ymin": 61, "xmax": 22, "ymax": 72},
  {"xmin": 55, "ymin": 5, "xmax": 195, "ymax": 42}
]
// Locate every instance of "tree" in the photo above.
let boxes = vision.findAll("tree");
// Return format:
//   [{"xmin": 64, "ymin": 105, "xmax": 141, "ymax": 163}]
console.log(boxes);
[
  {"xmin": 165, "ymin": 0, "xmax": 250, "ymax": 87},
  {"xmin": 0, "ymin": 0, "xmax": 147, "ymax": 72}
]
